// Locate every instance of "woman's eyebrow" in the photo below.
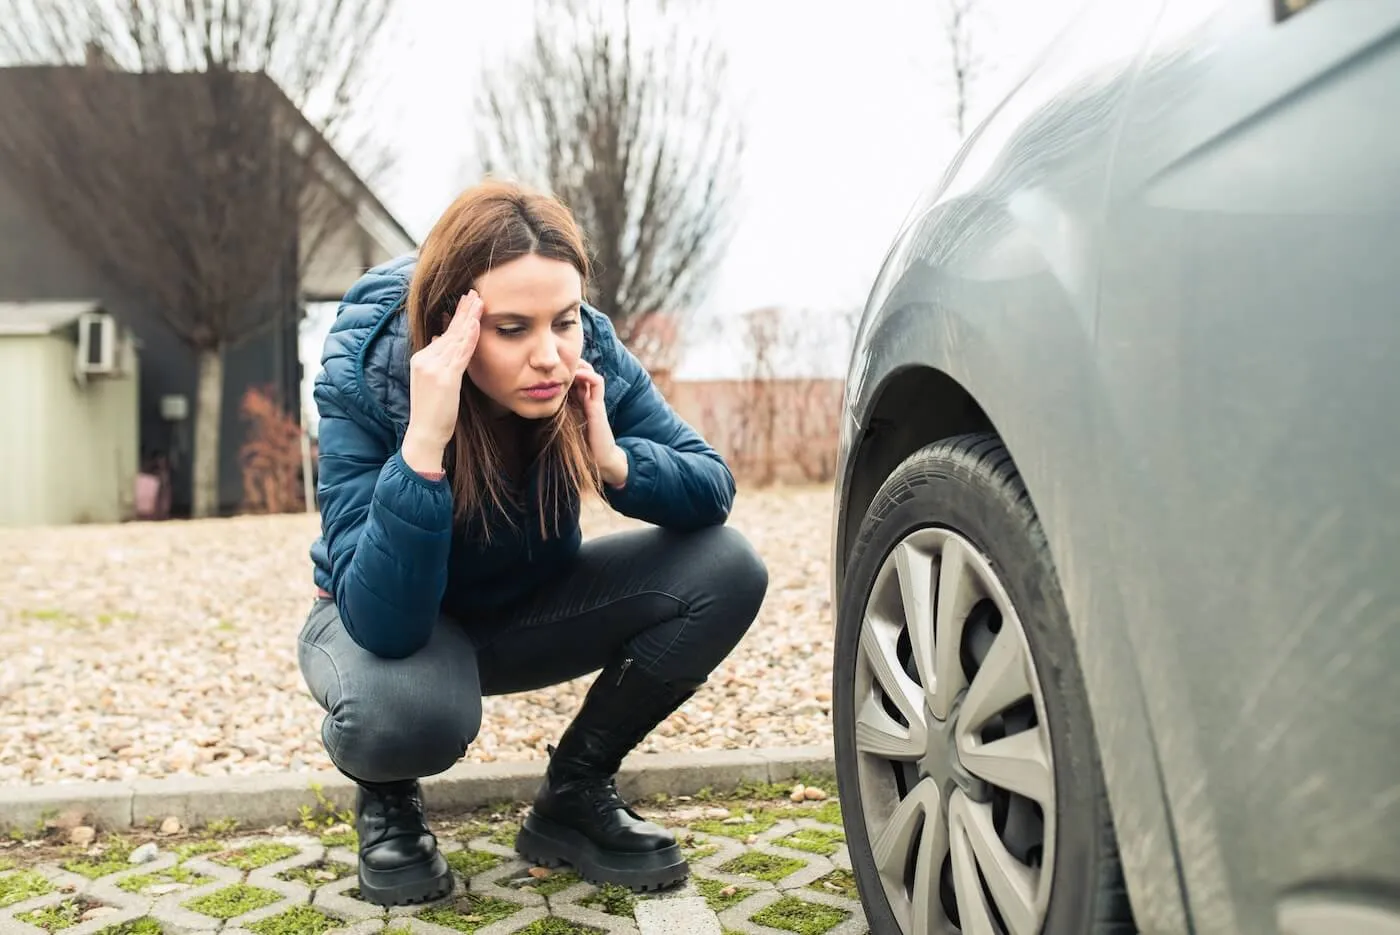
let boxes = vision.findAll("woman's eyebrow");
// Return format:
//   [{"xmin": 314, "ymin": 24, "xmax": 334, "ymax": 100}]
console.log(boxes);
[{"xmin": 487, "ymin": 302, "xmax": 581, "ymax": 319}]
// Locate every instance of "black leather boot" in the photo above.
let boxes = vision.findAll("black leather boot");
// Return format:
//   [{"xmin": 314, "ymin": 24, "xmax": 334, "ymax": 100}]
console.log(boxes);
[
  {"xmin": 515, "ymin": 657, "xmax": 703, "ymax": 891},
  {"xmin": 350, "ymin": 777, "xmax": 453, "ymax": 906}
]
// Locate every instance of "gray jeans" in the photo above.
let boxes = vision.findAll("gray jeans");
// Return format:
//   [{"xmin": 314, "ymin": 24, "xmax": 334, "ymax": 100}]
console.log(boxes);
[{"xmin": 297, "ymin": 525, "xmax": 768, "ymax": 784}]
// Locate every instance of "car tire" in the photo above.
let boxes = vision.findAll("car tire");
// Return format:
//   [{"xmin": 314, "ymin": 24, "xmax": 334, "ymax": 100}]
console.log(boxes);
[{"xmin": 833, "ymin": 433, "xmax": 1137, "ymax": 934}]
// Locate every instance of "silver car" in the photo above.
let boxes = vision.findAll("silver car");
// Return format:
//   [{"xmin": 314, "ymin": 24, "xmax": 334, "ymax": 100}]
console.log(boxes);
[{"xmin": 829, "ymin": 1, "xmax": 1400, "ymax": 933}]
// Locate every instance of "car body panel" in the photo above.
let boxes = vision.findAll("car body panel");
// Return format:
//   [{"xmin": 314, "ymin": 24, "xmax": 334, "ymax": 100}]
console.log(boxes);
[
  {"xmin": 1096, "ymin": 0, "xmax": 1400, "ymax": 932},
  {"xmin": 834, "ymin": 0, "xmax": 1400, "ymax": 931}
]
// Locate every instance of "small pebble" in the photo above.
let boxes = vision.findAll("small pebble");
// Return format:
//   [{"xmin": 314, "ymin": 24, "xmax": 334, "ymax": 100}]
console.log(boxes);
[
  {"xmin": 69, "ymin": 826, "xmax": 96, "ymax": 846},
  {"xmin": 128, "ymin": 842, "xmax": 159, "ymax": 864},
  {"xmin": 158, "ymin": 816, "xmax": 181, "ymax": 835}
]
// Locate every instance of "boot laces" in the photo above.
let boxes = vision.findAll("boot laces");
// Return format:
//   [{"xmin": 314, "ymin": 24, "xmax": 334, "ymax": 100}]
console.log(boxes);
[{"xmin": 366, "ymin": 785, "xmax": 426, "ymax": 832}]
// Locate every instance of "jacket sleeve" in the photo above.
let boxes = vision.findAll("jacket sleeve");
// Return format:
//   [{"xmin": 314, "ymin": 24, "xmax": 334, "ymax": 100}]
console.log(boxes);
[
  {"xmin": 602, "ymin": 340, "xmax": 736, "ymax": 530},
  {"xmin": 315, "ymin": 382, "xmax": 455, "ymax": 659}
]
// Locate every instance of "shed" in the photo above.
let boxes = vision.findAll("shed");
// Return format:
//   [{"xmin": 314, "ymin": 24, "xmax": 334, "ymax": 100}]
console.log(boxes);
[{"xmin": 0, "ymin": 301, "xmax": 139, "ymax": 527}]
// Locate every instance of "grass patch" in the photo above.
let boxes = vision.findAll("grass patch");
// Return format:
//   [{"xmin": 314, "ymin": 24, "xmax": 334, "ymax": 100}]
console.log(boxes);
[
  {"xmin": 803, "ymin": 801, "xmax": 843, "ymax": 827},
  {"xmin": 750, "ymin": 895, "xmax": 850, "ymax": 934},
  {"xmin": 689, "ymin": 809, "xmax": 780, "ymax": 839},
  {"xmin": 0, "ymin": 857, "xmax": 14, "ymax": 871},
  {"xmin": 318, "ymin": 828, "xmax": 356, "ymax": 849},
  {"xmin": 117, "ymin": 865, "xmax": 212, "ymax": 894},
  {"xmin": 211, "ymin": 843, "xmax": 301, "ymax": 871},
  {"xmin": 173, "ymin": 840, "xmax": 224, "ymax": 861},
  {"xmin": 774, "ymin": 828, "xmax": 844, "ymax": 856},
  {"xmin": 487, "ymin": 822, "xmax": 519, "ymax": 848},
  {"xmin": 183, "ymin": 884, "xmax": 283, "ymax": 919},
  {"xmin": 444, "ymin": 849, "xmax": 501, "ymax": 879},
  {"xmin": 62, "ymin": 836, "xmax": 135, "ymax": 879},
  {"xmin": 417, "ymin": 893, "xmax": 521, "ymax": 933},
  {"xmin": 519, "ymin": 868, "xmax": 579, "ymax": 897},
  {"xmin": 695, "ymin": 877, "xmax": 753, "ymax": 912},
  {"xmin": 718, "ymin": 852, "xmax": 807, "ymax": 883},
  {"xmin": 683, "ymin": 844, "xmax": 719, "ymax": 861},
  {"xmin": 203, "ymin": 818, "xmax": 240, "ymax": 836},
  {"xmin": 578, "ymin": 883, "xmax": 636, "ymax": 917},
  {"xmin": 809, "ymin": 869, "xmax": 859, "ymax": 900},
  {"xmin": 17, "ymin": 897, "xmax": 102, "ymax": 931},
  {"xmin": 0, "ymin": 869, "xmax": 54, "ymax": 907},
  {"xmin": 513, "ymin": 919, "xmax": 605, "ymax": 935},
  {"xmin": 382, "ymin": 928, "xmax": 414, "ymax": 935},
  {"xmin": 274, "ymin": 860, "xmax": 354, "ymax": 887},
  {"xmin": 96, "ymin": 918, "xmax": 163, "ymax": 935},
  {"xmin": 246, "ymin": 905, "xmax": 338, "ymax": 935}
]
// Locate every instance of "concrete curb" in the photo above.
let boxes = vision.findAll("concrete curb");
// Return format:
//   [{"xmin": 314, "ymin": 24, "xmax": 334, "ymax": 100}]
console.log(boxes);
[{"xmin": 0, "ymin": 745, "xmax": 835, "ymax": 833}]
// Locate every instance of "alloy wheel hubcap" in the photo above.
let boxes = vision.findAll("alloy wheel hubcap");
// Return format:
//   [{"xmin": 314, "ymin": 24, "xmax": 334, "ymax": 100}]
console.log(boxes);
[{"xmin": 852, "ymin": 528, "xmax": 1056, "ymax": 935}]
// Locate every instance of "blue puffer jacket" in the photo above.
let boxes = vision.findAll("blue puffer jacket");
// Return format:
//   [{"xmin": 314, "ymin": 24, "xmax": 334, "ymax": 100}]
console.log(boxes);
[{"xmin": 308, "ymin": 255, "xmax": 735, "ymax": 659}]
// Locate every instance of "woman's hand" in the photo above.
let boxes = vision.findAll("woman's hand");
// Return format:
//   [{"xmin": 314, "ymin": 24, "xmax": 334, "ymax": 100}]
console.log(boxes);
[
  {"xmin": 572, "ymin": 359, "xmax": 628, "ymax": 488},
  {"xmin": 402, "ymin": 292, "xmax": 483, "ymax": 474}
]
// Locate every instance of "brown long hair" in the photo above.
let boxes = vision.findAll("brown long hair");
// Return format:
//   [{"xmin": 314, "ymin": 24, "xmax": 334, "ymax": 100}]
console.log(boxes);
[{"xmin": 406, "ymin": 179, "xmax": 600, "ymax": 539}]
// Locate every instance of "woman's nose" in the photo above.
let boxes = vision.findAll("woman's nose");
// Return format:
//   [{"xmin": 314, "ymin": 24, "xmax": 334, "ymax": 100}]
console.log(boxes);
[{"xmin": 531, "ymin": 336, "xmax": 561, "ymax": 369}]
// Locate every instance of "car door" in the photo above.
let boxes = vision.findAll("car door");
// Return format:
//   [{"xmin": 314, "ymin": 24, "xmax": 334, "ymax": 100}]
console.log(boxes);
[{"xmin": 1094, "ymin": 1, "xmax": 1400, "ymax": 933}]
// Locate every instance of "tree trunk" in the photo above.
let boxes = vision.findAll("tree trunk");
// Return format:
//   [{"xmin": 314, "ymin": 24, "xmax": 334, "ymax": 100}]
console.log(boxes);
[{"xmin": 192, "ymin": 346, "xmax": 224, "ymax": 519}]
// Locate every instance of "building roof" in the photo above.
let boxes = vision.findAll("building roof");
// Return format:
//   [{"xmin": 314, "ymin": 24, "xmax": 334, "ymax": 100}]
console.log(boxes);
[{"xmin": 0, "ymin": 300, "xmax": 104, "ymax": 336}]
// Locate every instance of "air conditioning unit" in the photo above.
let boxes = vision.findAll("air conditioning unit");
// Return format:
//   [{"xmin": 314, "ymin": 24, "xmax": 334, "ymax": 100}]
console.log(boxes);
[{"xmin": 75, "ymin": 311, "xmax": 120, "ymax": 377}]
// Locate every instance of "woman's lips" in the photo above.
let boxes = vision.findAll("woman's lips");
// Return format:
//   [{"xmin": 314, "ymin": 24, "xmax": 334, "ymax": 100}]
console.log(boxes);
[{"xmin": 523, "ymin": 383, "xmax": 562, "ymax": 400}]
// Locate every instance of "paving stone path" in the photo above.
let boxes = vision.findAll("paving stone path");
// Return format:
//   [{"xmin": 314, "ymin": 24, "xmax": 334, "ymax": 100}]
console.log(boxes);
[{"xmin": 0, "ymin": 787, "xmax": 869, "ymax": 935}]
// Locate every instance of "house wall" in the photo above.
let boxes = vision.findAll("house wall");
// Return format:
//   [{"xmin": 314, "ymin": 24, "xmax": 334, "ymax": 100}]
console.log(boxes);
[
  {"xmin": 0, "ymin": 334, "xmax": 139, "ymax": 527},
  {"xmin": 0, "ymin": 167, "xmax": 301, "ymax": 516}
]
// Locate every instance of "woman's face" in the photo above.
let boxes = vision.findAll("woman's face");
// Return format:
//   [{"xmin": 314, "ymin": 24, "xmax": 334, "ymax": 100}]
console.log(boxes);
[{"xmin": 466, "ymin": 253, "xmax": 586, "ymax": 419}]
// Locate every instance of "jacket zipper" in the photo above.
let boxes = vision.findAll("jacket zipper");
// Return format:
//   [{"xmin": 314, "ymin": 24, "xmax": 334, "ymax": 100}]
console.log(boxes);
[{"xmin": 617, "ymin": 658, "xmax": 633, "ymax": 685}]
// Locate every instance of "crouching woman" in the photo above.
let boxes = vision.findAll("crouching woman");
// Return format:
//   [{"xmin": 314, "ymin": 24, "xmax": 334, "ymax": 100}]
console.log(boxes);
[{"xmin": 298, "ymin": 180, "xmax": 768, "ymax": 906}]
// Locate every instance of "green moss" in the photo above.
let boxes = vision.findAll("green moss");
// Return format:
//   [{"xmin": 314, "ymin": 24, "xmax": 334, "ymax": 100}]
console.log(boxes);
[
  {"xmin": 17, "ymin": 897, "xmax": 99, "ymax": 931},
  {"xmin": 520, "ymin": 868, "xmax": 579, "ymax": 897},
  {"xmin": 0, "ymin": 869, "xmax": 54, "ymax": 907},
  {"xmin": 416, "ymin": 893, "xmax": 521, "ymax": 933},
  {"xmin": 183, "ymin": 884, "xmax": 283, "ymax": 919},
  {"xmin": 718, "ymin": 852, "xmax": 807, "ymax": 883},
  {"xmin": 95, "ymin": 917, "xmax": 163, "ymax": 935},
  {"xmin": 318, "ymin": 828, "xmax": 356, "ymax": 849},
  {"xmin": 203, "ymin": 818, "xmax": 240, "ymax": 835},
  {"xmin": 246, "ymin": 905, "xmax": 338, "ymax": 935},
  {"xmin": 211, "ymin": 842, "xmax": 301, "ymax": 871},
  {"xmin": 116, "ymin": 865, "xmax": 212, "ymax": 894},
  {"xmin": 274, "ymin": 861, "xmax": 354, "ymax": 887},
  {"xmin": 173, "ymin": 840, "xmax": 224, "ymax": 861},
  {"xmin": 683, "ymin": 845, "xmax": 719, "ymax": 861},
  {"xmin": 512, "ymin": 919, "xmax": 605, "ymax": 935},
  {"xmin": 62, "ymin": 837, "xmax": 135, "ymax": 879},
  {"xmin": 444, "ymin": 849, "xmax": 501, "ymax": 879},
  {"xmin": 382, "ymin": 927, "xmax": 414, "ymax": 935},
  {"xmin": 0, "ymin": 857, "xmax": 14, "ymax": 871},
  {"xmin": 774, "ymin": 828, "xmax": 844, "ymax": 856},
  {"xmin": 803, "ymin": 801, "xmax": 843, "ymax": 827},
  {"xmin": 578, "ymin": 883, "xmax": 637, "ymax": 917},
  {"xmin": 808, "ymin": 869, "xmax": 859, "ymax": 900},
  {"xmin": 488, "ymin": 822, "xmax": 520, "ymax": 848},
  {"xmin": 749, "ymin": 895, "xmax": 850, "ymax": 934},
  {"xmin": 689, "ymin": 809, "xmax": 780, "ymax": 839},
  {"xmin": 695, "ymin": 877, "xmax": 753, "ymax": 912}
]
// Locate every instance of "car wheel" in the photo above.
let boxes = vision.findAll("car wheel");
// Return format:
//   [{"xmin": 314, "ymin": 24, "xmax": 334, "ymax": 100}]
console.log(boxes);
[{"xmin": 833, "ymin": 433, "xmax": 1136, "ymax": 934}]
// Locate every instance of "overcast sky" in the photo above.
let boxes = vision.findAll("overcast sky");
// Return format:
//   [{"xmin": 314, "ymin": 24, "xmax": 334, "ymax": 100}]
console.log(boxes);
[{"xmin": 299, "ymin": 0, "xmax": 1089, "ymax": 404}]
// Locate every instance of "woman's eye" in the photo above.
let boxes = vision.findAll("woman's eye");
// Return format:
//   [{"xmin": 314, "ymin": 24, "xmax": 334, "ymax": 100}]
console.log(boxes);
[
  {"xmin": 496, "ymin": 327, "xmax": 526, "ymax": 338},
  {"xmin": 555, "ymin": 318, "xmax": 579, "ymax": 331}
]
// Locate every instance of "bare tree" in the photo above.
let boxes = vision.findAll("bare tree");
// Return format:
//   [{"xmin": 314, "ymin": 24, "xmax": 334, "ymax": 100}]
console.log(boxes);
[
  {"xmin": 475, "ymin": 0, "xmax": 744, "ymax": 361},
  {"xmin": 943, "ymin": 0, "xmax": 980, "ymax": 137},
  {"xmin": 0, "ymin": 0, "xmax": 397, "ymax": 517}
]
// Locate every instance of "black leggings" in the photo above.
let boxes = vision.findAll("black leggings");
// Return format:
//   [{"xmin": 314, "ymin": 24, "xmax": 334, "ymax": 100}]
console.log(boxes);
[{"xmin": 297, "ymin": 525, "xmax": 769, "ymax": 783}]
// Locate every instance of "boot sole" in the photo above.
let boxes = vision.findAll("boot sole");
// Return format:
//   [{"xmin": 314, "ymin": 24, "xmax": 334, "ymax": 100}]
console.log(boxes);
[
  {"xmin": 515, "ymin": 813, "xmax": 689, "ymax": 892},
  {"xmin": 356, "ymin": 852, "xmax": 454, "ymax": 907}
]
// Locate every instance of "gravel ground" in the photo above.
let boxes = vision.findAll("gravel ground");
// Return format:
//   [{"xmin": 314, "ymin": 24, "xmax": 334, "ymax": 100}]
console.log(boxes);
[{"xmin": 0, "ymin": 486, "xmax": 836, "ymax": 787}]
